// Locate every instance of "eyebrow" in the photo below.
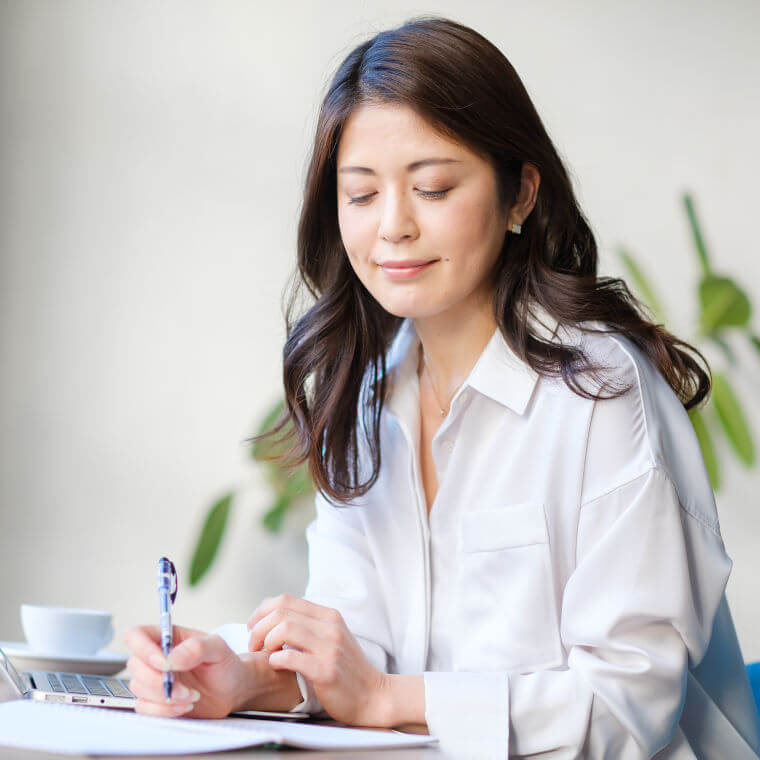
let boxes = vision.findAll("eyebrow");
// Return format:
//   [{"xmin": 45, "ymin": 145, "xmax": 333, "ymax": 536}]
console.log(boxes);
[{"xmin": 337, "ymin": 157, "xmax": 461, "ymax": 175}]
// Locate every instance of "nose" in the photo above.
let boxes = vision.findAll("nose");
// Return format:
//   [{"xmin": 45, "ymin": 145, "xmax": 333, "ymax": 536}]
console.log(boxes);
[{"xmin": 377, "ymin": 188, "xmax": 418, "ymax": 243}]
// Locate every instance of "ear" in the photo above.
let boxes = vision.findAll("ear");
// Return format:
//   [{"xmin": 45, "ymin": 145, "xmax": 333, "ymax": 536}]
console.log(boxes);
[{"xmin": 508, "ymin": 162, "xmax": 541, "ymax": 229}]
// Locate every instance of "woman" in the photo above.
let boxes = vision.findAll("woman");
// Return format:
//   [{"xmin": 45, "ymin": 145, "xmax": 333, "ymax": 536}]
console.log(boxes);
[{"xmin": 123, "ymin": 16, "xmax": 760, "ymax": 758}]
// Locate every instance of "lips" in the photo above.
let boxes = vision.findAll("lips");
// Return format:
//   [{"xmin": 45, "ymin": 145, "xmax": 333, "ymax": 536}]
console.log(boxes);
[
  {"xmin": 380, "ymin": 259, "xmax": 435, "ymax": 268},
  {"xmin": 379, "ymin": 259, "xmax": 438, "ymax": 280}
]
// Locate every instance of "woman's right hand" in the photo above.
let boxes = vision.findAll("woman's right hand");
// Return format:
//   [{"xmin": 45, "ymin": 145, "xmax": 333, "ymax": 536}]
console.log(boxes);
[{"xmin": 123, "ymin": 624, "xmax": 252, "ymax": 719}]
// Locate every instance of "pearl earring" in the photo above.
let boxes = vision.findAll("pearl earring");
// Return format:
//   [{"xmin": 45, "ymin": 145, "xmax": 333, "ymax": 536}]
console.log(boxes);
[{"xmin": 510, "ymin": 222, "xmax": 522, "ymax": 234}]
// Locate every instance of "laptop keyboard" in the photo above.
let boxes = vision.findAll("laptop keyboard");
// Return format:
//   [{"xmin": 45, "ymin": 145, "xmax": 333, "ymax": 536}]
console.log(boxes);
[{"xmin": 44, "ymin": 672, "xmax": 134, "ymax": 698}]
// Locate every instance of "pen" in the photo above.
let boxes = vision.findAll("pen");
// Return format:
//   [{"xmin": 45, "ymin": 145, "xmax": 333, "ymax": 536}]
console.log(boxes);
[{"xmin": 157, "ymin": 556, "xmax": 178, "ymax": 700}]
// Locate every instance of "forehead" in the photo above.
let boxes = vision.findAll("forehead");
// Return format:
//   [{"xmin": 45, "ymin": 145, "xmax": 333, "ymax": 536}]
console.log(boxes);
[{"xmin": 336, "ymin": 102, "xmax": 470, "ymax": 169}]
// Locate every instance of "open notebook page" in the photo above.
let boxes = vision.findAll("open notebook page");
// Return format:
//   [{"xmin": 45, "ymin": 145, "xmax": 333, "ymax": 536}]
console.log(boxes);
[{"xmin": 0, "ymin": 700, "xmax": 438, "ymax": 755}]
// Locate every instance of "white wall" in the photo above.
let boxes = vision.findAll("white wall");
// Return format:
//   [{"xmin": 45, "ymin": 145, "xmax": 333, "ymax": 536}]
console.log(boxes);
[{"xmin": 1, "ymin": 0, "xmax": 758, "ymax": 664}]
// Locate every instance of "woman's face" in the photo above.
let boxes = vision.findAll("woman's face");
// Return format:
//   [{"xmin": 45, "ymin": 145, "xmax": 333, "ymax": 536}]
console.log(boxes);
[{"xmin": 336, "ymin": 102, "xmax": 510, "ymax": 321}]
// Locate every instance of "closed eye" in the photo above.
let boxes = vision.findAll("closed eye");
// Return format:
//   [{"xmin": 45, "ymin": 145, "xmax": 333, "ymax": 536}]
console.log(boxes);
[{"xmin": 347, "ymin": 189, "xmax": 452, "ymax": 205}]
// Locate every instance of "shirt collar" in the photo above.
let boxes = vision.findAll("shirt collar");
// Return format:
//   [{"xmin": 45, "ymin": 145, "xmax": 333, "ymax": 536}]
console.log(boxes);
[{"xmin": 383, "ymin": 309, "xmax": 561, "ymax": 419}]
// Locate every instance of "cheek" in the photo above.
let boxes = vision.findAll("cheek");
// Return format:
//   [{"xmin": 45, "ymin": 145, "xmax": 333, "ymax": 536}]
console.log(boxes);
[
  {"xmin": 438, "ymin": 194, "xmax": 504, "ymax": 270},
  {"xmin": 338, "ymin": 211, "xmax": 373, "ymax": 264},
  {"xmin": 339, "ymin": 228, "xmax": 379, "ymax": 296}
]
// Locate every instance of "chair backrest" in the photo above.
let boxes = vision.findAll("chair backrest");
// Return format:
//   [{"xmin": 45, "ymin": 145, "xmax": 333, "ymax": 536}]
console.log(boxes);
[{"xmin": 747, "ymin": 662, "xmax": 760, "ymax": 718}]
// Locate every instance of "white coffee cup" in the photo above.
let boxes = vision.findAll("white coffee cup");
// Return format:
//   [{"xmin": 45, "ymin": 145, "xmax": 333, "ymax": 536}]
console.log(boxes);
[{"xmin": 21, "ymin": 604, "xmax": 114, "ymax": 656}]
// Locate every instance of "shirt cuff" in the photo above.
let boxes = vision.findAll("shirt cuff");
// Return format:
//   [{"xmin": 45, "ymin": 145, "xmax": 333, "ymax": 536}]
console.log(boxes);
[
  {"xmin": 287, "ymin": 670, "xmax": 309, "ymax": 712},
  {"xmin": 423, "ymin": 671, "xmax": 509, "ymax": 759},
  {"xmin": 281, "ymin": 643, "xmax": 323, "ymax": 714},
  {"xmin": 288, "ymin": 670, "xmax": 322, "ymax": 713}
]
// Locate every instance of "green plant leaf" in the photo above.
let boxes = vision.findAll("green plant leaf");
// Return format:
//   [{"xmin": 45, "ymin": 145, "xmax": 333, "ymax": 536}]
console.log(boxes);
[
  {"xmin": 262, "ymin": 491, "xmax": 291, "ymax": 533},
  {"xmin": 682, "ymin": 192, "xmax": 711, "ymax": 275},
  {"xmin": 260, "ymin": 464, "xmax": 314, "ymax": 533},
  {"xmin": 688, "ymin": 407, "xmax": 720, "ymax": 490},
  {"xmin": 706, "ymin": 334, "xmax": 737, "ymax": 367},
  {"xmin": 286, "ymin": 464, "xmax": 315, "ymax": 500},
  {"xmin": 711, "ymin": 372, "xmax": 755, "ymax": 466},
  {"xmin": 189, "ymin": 490, "xmax": 234, "ymax": 586},
  {"xmin": 250, "ymin": 398, "xmax": 288, "ymax": 461},
  {"xmin": 698, "ymin": 275, "xmax": 751, "ymax": 333},
  {"xmin": 264, "ymin": 461, "xmax": 289, "ymax": 492},
  {"xmin": 249, "ymin": 397, "xmax": 299, "ymax": 494},
  {"xmin": 616, "ymin": 246, "xmax": 666, "ymax": 324},
  {"xmin": 749, "ymin": 332, "xmax": 760, "ymax": 359}
]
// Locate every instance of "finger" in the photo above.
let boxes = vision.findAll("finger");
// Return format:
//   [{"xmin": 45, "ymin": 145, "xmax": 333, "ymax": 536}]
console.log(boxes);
[
  {"xmin": 167, "ymin": 633, "xmax": 233, "ymax": 672},
  {"xmin": 262, "ymin": 619, "xmax": 326, "ymax": 656},
  {"xmin": 123, "ymin": 624, "xmax": 206, "ymax": 671},
  {"xmin": 267, "ymin": 647, "xmax": 322, "ymax": 684},
  {"xmin": 123, "ymin": 626, "xmax": 173, "ymax": 672},
  {"xmin": 249, "ymin": 609, "xmax": 333, "ymax": 653},
  {"xmin": 247, "ymin": 594, "xmax": 336, "ymax": 629},
  {"xmin": 129, "ymin": 676, "xmax": 201, "ymax": 706},
  {"xmin": 133, "ymin": 695, "xmax": 197, "ymax": 718},
  {"xmin": 125, "ymin": 653, "xmax": 162, "ymax": 683},
  {"xmin": 125, "ymin": 662, "xmax": 201, "ymax": 705},
  {"xmin": 247, "ymin": 594, "xmax": 340, "ymax": 630}
]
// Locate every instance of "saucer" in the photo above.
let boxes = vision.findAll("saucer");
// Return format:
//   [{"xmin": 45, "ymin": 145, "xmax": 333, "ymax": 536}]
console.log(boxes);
[{"xmin": 0, "ymin": 640, "xmax": 128, "ymax": 676}]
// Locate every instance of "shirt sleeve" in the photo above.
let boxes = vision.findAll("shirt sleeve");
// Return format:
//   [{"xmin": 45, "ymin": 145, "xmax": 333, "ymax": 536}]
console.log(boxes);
[
  {"xmin": 288, "ymin": 670, "xmax": 319, "ymax": 713},
  {"xmin": 423, "ymin": 466, "xmax": 732, "ymax": 759},
  {"xmin": 290, "ymin": 487, "xmax": 395, "ymax": 717}
]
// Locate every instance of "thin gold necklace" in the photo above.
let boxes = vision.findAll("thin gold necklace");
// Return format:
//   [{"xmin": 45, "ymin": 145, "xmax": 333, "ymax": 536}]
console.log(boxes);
[{"xmin": 419, "ymin": 343, "xmax": 454, "ymax": 418}]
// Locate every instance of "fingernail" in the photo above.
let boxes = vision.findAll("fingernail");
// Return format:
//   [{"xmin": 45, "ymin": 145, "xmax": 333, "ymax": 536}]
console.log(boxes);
[
  {"xmin": 174, "ymin": 703, "xmax": 194, "ymax": 715},
  {"xmin": 173, "ymin": 683, "xmax": 190, "ymax": 700},
  {"xmin": 190, "ymin": 689, "xmax": 201, "ymax": 702}
]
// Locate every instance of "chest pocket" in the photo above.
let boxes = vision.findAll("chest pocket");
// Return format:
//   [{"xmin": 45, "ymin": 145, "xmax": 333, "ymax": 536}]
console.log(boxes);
[{"xmin": 452, "ymin": 502, "xmax": 564, "ymax": 673}]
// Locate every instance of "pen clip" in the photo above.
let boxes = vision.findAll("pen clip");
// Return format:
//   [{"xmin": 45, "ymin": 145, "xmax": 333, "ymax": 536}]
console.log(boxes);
[
  {"xmin": 168, "ymin": 559, "xmax": 178, "ymax": 604},
  {"xmin": 159, "ymin": 556, "xmax": 179, "ymax": 605}
]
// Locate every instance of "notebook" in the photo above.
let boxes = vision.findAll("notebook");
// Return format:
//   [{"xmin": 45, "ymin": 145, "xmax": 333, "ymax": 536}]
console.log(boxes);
[{"xmin": 0, "ymin": 699, "xmax": 439, "ymax": 754}]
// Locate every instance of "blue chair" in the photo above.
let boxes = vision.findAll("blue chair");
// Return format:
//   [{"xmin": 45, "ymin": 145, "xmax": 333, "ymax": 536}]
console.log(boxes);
[{"xmin": 747, "ymin": 662, "xmax": 760, "ymax": 717}]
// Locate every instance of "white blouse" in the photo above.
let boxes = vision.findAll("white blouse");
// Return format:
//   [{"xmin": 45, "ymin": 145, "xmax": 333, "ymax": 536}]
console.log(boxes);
[{"xmin": 276, "ymin": 316, "xmax": 760, "ymax": 757}]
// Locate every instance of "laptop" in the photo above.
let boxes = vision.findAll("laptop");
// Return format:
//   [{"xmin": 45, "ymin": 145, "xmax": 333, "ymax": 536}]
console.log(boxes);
[
  {"xmin": 0, "ymin": 644, "xmax": 136, "ymax": 708},
  {"xmin": 0, "ymin": 644, "xmax": 310, "ymax": 719}
]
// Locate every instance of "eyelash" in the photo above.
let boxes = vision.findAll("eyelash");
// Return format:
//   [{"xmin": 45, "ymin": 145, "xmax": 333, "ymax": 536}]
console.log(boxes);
[{"xmin": 347, "ymin": 189, "xmax": 451, "ymax": 205}]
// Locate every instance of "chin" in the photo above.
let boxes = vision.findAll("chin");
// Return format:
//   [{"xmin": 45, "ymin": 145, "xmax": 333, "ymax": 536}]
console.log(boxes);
[
  {"xmin": 361, "ymin": 274, "xmax": 447, "ymax": 320},
  {"xmin": 374, "ymin": 297, "xmax": 441, "ymax": 321}
]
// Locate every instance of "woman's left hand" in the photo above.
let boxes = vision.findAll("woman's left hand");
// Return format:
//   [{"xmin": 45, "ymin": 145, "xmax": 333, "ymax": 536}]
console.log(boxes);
[{"xmin": 246, "ymin": 594, "xmax": 391, "ymax": 727}]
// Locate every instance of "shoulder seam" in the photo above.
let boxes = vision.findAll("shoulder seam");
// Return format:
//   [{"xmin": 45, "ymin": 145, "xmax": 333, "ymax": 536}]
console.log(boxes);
[
  {"xmin": 578, "ymin": 332, "xmax": 657, "ymax": 507},
  {"xmin": 577, "ymin": 392, "xmax": 597, "ymax": 521},
  {"xmin": 605, "ymin": 334, "xmax": 657, "ymax": 466},
  {"xmin": 580, "ymin": 465, "xmax": 722, "ymax": 537}
]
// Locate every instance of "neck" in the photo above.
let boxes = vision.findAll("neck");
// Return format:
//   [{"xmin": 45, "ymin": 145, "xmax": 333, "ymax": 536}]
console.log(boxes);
[{"xmin": 413, "ymin": 297, "xmax": 498, "ymax": 400}]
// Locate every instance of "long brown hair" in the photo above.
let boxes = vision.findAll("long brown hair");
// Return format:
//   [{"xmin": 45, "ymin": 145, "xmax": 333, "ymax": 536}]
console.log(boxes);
[{"xmin": 249, "ymin": 15, "xmax": 711, "ymax": 506}]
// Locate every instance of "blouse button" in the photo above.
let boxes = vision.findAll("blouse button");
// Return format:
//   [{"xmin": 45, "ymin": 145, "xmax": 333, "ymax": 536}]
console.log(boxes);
[{"xmin": 443, "ymin": 439, "xmax": 455, "ymax": 452}]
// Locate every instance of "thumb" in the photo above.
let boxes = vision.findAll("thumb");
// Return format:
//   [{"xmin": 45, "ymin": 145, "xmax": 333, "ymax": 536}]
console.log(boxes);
[{"xmin": 168, "ymin": 634, "xmax": 231, "ymax": 670}]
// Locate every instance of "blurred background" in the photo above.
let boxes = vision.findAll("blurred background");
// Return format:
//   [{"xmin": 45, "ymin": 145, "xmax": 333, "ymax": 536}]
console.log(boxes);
[{"xmin": 1, "ymin": 0, "xmax": 758, "ymax": 663}]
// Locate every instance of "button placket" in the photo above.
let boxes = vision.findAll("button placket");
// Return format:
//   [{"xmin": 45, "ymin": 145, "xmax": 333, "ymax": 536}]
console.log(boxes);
[{"xmin": 433, "ymin": 388, "xmax": 470, "ymax": 465}]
